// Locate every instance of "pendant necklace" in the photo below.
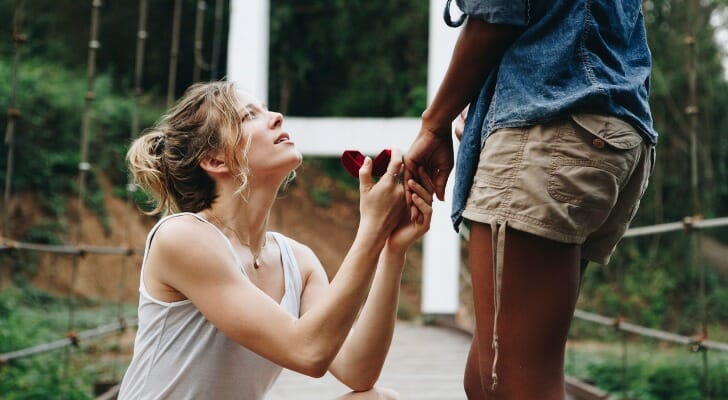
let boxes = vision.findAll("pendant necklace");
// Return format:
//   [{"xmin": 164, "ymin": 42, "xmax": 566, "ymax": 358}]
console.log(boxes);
[{"xmin": 208, "ymin": 212, "xmax": 267, "ymax": 269}]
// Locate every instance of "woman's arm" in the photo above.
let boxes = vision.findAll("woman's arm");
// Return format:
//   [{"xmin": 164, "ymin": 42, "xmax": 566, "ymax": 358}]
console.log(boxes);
[
  {"xmin": 295, "ymin": 175, "xmax": 434, "ymax": 391},
  {"xmin": 327, "ymin": 248, "xmax": 406, "ymax": 391},
  {"xmin": 150, "ymin": 157, "xmax": 405, "ymax": 378}
]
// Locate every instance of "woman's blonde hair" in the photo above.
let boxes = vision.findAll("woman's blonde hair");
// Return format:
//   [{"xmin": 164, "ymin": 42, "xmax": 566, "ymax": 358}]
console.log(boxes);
[{"xmin": 127, "ymin": 81, "xmax": 253, "ymax": 215}]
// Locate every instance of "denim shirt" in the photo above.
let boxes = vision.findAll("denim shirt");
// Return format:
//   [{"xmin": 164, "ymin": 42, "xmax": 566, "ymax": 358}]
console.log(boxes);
[{"xmin": 450, "ymin": 0, "xmax": 657, "ymax": 231}]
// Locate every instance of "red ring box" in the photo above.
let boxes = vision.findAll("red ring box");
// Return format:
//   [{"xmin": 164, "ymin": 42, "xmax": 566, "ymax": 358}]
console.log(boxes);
[{"xmin": 341, "ymin": 149, "xmax": 391, "ymax": 179}]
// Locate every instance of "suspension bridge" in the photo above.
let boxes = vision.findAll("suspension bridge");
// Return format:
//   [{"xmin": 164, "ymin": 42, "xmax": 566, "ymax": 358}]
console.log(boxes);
[{"xmin": 2, "ymin": 1, "xmax": 728, "ymax": 399}]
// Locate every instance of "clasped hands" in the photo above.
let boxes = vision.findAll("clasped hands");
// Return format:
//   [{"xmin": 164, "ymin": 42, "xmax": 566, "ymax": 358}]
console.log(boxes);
[{"xmin": 343, "ymin": 148, "xmax": 434, "ymax": 253}]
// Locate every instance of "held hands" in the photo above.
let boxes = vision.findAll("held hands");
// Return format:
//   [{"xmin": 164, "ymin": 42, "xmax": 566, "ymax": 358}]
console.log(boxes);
[
  {"xmin": 357, "ymin": 148, "xmax": 407, "ymax": 239},
  {"xmin": 403, "ymin": 121, "xmax": 454, "ymax": 222},
  {"xmin": 386, "ymin": 166, "xmax": 434, "ymax": 254}
]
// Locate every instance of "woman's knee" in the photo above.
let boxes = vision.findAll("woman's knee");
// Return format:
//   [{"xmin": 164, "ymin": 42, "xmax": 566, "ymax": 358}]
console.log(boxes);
[
  {"xmin": 375, "ymin": 387, "xmax": 399, "ymax": 400},
  {"xmin": 336, "ymin": 387, "xmax": 399, "ymax": 400}
]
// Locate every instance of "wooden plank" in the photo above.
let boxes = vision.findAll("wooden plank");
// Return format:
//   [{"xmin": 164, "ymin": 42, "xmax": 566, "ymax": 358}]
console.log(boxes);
[{"xmin": 267, "ymin": 323, "xmax": 471, "ymax": 399}]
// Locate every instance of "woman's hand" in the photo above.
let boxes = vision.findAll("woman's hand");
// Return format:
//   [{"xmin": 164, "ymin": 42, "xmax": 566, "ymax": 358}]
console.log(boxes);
[
  {"xmin": 386, "ymin": 166, "xmax": 434, "ymax": 255},
  {"xmin": 358, "ymin": 147, "xmax": 407, "ymax": 239}
]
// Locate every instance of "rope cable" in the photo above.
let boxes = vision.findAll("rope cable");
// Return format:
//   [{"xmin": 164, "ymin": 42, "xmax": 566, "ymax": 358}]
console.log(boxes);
[
  {"xmin": 193, "ymin": 0, "xmax": 211, "ymax": 82},
  {"xmin": 684, "ymin": 0, "xmax": 711, "ymax": 394},
  {"xmin": 167, "ymin": 0, "xmax": 183, "ymax": 107},
  {"xmin": 617, "ymin": 261, "xmax": 628, "ymax": 399},
  {"xmin": 210, "ymin": 0, "xmax": 225, "ymax": 80},
  {"xmin": 2, "ymin": 0, "xmax": 25, "ymax": 238},
  {"xmin": 0, "ymin": 317, "xmax": 139, "ymax": 364},
  {"xmin": 61, "ymin": 0, "xmax": 102, "ymax": 393}
]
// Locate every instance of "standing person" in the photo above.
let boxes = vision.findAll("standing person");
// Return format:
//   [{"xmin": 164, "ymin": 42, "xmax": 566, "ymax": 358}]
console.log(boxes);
[
  {"xmin": 405, "ymin": 1, "xmax": 656, "ymax": 399},
  {"xmin": 119, "ymin": 81, "xmax": 434, "ymax": 400}
]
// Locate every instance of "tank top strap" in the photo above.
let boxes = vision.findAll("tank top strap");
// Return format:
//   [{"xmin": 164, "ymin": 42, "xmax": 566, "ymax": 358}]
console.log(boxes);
[
  {"xmin": 270, "ymin": 232, "xmax": 303, "ymax": 306},
  {"xmin": 140, "ymin": 212, "xmax": 247, "ymax": 287}
]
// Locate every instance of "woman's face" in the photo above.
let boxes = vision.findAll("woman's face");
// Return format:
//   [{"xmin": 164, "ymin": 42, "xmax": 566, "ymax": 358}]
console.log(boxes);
[{"xmin": 236, "ymin": 91, "xmax": 302, "ymax": 178}]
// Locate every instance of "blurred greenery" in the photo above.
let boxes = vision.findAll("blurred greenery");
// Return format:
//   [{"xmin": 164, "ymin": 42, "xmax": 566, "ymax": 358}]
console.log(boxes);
[
  {"xmin": 566, "ymin": 338, "xmax": 728, "ymax": 399},
  {"xmin": 0, "ymin": 287, "xmax": 134, "ymax": 399}
]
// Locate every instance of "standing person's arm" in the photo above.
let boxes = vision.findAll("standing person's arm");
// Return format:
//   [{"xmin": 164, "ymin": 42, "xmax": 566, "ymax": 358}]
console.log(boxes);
[{"xmin": 404, "ymin": 17, "xmax": 517, "ymax": 213}]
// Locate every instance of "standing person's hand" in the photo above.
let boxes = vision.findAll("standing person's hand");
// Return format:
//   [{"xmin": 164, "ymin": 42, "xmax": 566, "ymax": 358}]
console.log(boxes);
[{"xmin": 404, "ymin": 123, "xmax": 454, "ymax": 221}]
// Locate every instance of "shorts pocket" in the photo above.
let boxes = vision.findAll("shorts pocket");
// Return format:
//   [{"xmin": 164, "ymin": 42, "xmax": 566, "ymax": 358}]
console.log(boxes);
[
  {"xmin": 547, "ymin": 115, "xmax": 644, "ymax": 211},
  {"xmin": 471, "ymin": 127, "xmax": 527, "ymax": 190}
]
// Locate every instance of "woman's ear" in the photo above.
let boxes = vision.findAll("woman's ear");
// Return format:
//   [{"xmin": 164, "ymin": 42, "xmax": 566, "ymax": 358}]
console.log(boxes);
[{"xmin": 200, "ymin": 153, "xmax": 229, "ymax": 174}]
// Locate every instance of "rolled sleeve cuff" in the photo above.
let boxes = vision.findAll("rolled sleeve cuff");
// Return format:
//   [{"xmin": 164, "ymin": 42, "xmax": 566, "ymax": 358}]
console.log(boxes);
[{"xmin": 455, "ymin": 0, "xmax": 529, "ymax": 26}]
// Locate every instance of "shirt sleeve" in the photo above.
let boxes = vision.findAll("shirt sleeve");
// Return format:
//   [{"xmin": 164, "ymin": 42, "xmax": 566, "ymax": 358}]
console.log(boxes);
[{"xmin": 455, "ymin": 0, "xmax": 530, "ymax": 26}]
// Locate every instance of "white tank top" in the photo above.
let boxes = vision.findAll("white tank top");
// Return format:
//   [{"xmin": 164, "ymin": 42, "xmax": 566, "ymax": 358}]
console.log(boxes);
[{"xmin": 118, "ymin": 212, "xmax": 303, "ymax": 400}]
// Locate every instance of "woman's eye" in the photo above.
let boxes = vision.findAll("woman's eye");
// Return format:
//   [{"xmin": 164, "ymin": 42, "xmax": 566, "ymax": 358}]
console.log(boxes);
[{"xmin": 243, "ymin": 112, "xmax": 256, "ymax": 121}]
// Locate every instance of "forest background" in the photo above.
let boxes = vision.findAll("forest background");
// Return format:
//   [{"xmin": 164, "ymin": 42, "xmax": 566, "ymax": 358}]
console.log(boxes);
[{"xmin": 1, "ymin": 0, "xmax": 728, "ymax": 399}]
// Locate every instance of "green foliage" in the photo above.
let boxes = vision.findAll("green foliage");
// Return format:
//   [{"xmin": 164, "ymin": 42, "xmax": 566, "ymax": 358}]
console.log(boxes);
[
  {"xmin": 0, "ymin": 57, "xmax": 163, "ymax": 238},
  {"xmin": 0, "ymin": 287, "xmax": 134, "ymax": 399},
  {"xmin": 269, "ymin": 0, "xmax": 428, "ymax": 117},
  {"xmin": 310, "ymin": 187, "xmax": 331, "ymax": 207},
  {"xmin": 0, "ymin": 0, "xmax": 229, "ymax": 95},
  {"xmin": 567, "ymin": 342, "xmax": 728, "ymax": 400}
]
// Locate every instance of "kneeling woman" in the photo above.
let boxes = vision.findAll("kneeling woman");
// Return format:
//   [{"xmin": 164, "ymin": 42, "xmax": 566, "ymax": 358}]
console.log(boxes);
[{"xmin": 118, "ymin": 81, "xmax": 433, "ymax": 400}]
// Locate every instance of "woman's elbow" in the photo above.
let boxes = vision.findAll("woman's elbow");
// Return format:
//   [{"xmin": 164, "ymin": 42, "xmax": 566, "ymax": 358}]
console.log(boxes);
[
  {"xmin": 294, "ymin": 352, "xmax": 333, "ymax": 378},
  {"xmin": 300, "ymin": 362, "xmax": 329, "ymax": 379},
  {"xmin": 342, "ymin": 371, "xmax": 381, "ymax": 392},
  {"xmin": 346, "ymin": 380, "xmax": 377, "ymax": 393}
]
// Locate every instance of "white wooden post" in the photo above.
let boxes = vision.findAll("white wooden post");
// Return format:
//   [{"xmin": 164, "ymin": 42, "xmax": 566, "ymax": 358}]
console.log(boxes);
[
  {"xmin": 421, "ymin": 0, "xmax": 462, "ymax": 314},
  {"xmin": 227, "ymin": 0, "xmax": 462, "ymax": 315},
  {"xmin": 227, "ymin": 0, "xmax": 269, "ymax": 103}
]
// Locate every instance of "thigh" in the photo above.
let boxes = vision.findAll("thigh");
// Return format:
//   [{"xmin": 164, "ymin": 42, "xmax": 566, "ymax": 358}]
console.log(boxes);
[
  {"xmin": 468, "ymin": 222, "xmax": 581, "ymax": 398},
  {"xmin": 464, "ymin": 332, "xmax": 486, "ymax": 400}
]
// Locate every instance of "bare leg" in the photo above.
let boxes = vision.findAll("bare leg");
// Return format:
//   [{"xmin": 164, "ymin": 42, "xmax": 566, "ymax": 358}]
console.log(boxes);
[
  {"xmin": 467, "ymin": 222, "xmax": 581, "ymax": 400},
  {"xmin": 464, "ymin": 327, "xmax": 486, "ymax": 400},
  {"xmin": 335, "ymin": 387, "xmax": 399, "ymax": 400}
]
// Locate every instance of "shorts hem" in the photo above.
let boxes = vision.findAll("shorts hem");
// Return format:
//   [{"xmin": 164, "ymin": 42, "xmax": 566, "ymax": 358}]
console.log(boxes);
[
  {"xmin": 580, "ymin": 249, "xmax": 611, "ymax": 265},
  {"xmin": 461, "ymin": 209, "xmax": 584, "ymax": 245}
]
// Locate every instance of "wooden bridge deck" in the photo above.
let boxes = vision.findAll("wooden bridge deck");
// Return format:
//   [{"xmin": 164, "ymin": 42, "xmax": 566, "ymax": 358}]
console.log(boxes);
[
  {"xmin": 268, "ymin": 322, "xmax": 599, "ymax": 400},
  {"xmin": 267, "ymin": 322, "xmax": 471, "ymax": 399}
]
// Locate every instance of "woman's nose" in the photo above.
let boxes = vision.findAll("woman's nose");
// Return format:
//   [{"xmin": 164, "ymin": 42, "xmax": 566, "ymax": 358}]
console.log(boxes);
[{"xmin": 269, "ymin": 112, "xmax": 283, "ymax": 129}]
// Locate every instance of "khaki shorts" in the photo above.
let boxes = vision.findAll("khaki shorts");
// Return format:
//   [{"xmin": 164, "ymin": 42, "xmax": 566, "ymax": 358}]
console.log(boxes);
[{"xmin": 462, "ymin": 114, "xmax": 655, "ymax": 265}]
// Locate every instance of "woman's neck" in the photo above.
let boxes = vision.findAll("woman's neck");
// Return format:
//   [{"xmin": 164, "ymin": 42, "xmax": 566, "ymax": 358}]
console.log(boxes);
[{"xmin": 204, "ymin": 179, "xmax": 278, "ymax": 250}]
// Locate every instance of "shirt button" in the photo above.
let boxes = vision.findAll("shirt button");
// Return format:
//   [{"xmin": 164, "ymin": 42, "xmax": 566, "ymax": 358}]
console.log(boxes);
[{"xmin": 592, "ymin": 138, "xmax": 606, "ymax": 149}]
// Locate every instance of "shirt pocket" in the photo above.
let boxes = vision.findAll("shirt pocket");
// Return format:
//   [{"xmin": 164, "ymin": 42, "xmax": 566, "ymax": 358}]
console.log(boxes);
[{"xmin": 547, "ymin": 114, "xmax": 644, "ymax": 211}]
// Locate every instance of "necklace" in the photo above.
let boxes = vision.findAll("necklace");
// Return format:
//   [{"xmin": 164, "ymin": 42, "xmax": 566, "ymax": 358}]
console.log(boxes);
[{"xmin": 207, "ymin": 212, "xmax": 267, "ymax": 269}]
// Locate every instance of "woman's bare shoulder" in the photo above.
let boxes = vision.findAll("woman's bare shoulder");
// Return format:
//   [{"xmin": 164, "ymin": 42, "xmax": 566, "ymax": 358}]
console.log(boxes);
[{"xmin": 150, "ymin": 214, "xmax": 237, "ymax": 274}]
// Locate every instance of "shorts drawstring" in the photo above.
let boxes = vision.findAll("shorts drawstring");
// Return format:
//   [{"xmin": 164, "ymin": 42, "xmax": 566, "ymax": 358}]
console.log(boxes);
[{"xmin": 489, "ymin": 220, "xmax": 507, "ymax": 391}]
